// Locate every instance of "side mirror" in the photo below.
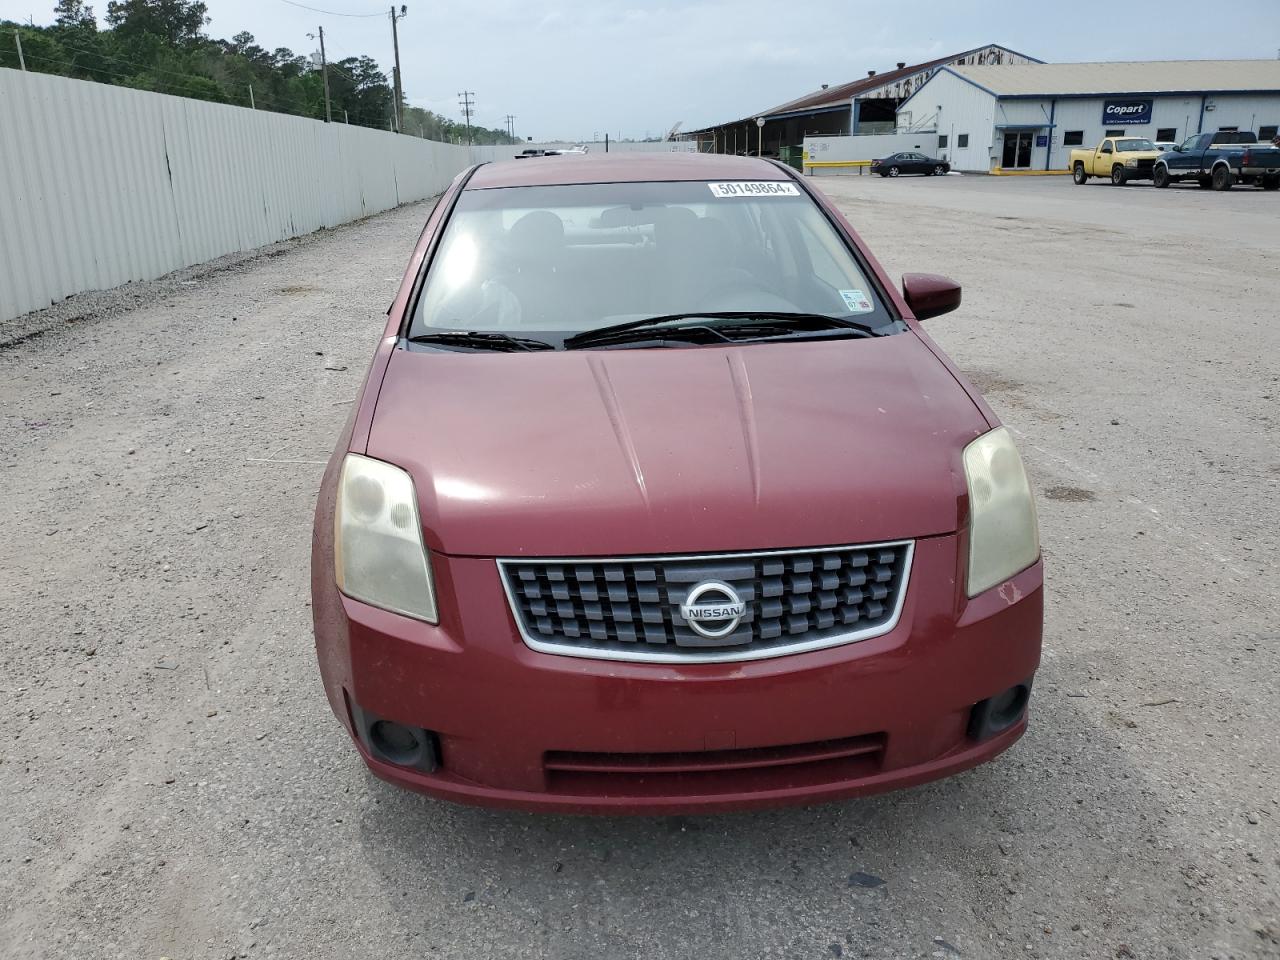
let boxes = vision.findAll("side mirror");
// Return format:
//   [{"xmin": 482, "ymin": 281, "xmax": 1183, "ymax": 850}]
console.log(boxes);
[{"xmin": 902, "ymin": 273, "xmax": 962, "ymax": 321}]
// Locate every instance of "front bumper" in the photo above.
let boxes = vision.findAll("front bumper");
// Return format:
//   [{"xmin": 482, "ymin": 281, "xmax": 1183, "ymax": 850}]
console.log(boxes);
[{"xmin": 313, "ymin": 534, "xmax": 1043, "ymax": 814}]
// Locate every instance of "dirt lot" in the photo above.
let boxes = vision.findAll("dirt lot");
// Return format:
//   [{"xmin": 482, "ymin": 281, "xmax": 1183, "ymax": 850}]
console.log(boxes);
[{"xmin": 1, "ymin": 173, "xmax": 1277, "ymax": 960}]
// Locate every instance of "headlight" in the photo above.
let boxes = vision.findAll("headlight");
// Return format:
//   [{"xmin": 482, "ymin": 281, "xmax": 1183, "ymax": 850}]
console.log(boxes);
[
  {"xmin": 1125, "ymin": 158, "xmax": 1139, "ymax": 166},
  {"xmin": 334, "ymin": 454, "xmax": 438, "ymax": 622},
  {"xmin": 963, "ymin": 427, "xmax": 1040, "ymax": 597}
]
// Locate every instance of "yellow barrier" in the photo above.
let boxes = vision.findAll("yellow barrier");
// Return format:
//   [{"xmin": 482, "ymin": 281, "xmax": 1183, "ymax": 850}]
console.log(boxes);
[
  {"xmin": 800, "ymin": 161, "xmax": 1072, "ymax": 176},
  {"xmin": 803, "ymin": 160, "xmax": 873, "ymax": 168},
  {"xmin": 991, "ymin": 168, "xmax": 1072, "ymax": 176}
]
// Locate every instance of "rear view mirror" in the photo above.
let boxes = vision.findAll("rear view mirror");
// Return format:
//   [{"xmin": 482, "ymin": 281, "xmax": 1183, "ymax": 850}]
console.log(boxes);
[
  {"xmin": 902, "ymin": 273, "xmax": 962, "ymax": 321},
  {"xmin": 592, "ymin": 206, "xmax": 654, "ymax": 228}
]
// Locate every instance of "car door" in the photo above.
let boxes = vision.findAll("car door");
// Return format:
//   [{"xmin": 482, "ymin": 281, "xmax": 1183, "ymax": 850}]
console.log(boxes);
[
  {"xmin": 1094, "ymin": 140, "xmax": 1114, "ymax": 175},
  {"xmin": 1168, "ymin": 135, "xmax": 1200, "ymax": 173}
]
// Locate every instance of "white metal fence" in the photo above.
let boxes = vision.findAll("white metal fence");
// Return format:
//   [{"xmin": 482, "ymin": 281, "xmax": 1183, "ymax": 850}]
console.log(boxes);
[
  {"xmin": 0, "ymin": 67, "xmax": 474, "ymax": 323},
  {"xmin": 802, "ymin": 132, "xmax": 942, "ymax": 176},
  {"xmin": 470, "ymin": 140, "xmax": 697, "ymax": 162}
]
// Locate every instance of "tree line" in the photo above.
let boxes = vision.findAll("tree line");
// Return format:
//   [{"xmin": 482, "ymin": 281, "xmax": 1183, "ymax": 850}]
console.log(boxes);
[{"xmin": 0, "ymin": 0, "xmax": 519, "ymax": 143}]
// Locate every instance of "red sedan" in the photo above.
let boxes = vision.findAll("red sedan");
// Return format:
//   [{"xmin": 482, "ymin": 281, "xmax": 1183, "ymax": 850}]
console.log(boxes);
[{"xmin": 311, "ymin": 152, "xmax": 1042, "ymax": 814}]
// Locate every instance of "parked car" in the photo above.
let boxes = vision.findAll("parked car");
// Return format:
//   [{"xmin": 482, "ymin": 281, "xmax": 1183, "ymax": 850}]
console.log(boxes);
[
  {"xmin": 1070, "ymin": 137, "xmax": 1162, "ymax": 185},
  {"xmin": 871, "ymin": 152, "xmax": 951, "ymax": 177},
  {"xmin": 515, "ymin": 146, "xmax": 589, "ymax": 159},
  {"xmin": 1153, "ymin": 131, "xmax": 1280, "ymax": 190},
  {"xmin": 311, "ymin": 153, "xmax": 1043, "ymax": 814}
]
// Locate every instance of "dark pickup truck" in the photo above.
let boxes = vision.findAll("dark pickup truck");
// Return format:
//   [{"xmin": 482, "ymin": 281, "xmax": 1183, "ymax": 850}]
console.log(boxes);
[{"xmin": 1153, "ymin": 131, "xmax": 1280, "ymax": 191}]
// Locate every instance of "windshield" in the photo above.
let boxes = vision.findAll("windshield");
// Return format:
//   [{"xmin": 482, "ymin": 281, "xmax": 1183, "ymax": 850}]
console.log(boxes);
[
  {"xmin": 410, "ymin": 180, "xmax": 896, "ymax": 347},
  {"xmin": 1116, "ymin": 139, "xmax": 1155, "ymax": 152}
]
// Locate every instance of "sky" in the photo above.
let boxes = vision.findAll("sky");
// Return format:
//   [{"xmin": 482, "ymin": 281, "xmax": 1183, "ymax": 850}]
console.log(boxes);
[{"xmin": 3, "ymin": 0, "xmax": 1279, "ymax": 139}]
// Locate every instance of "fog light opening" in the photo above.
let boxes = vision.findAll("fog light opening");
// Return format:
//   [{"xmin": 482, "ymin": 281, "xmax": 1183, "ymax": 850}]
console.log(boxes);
[
  {"xmin": 347, "ymin": 695, "xmax": 442, "ymax": 772},
  {"xmin": 370, "ymin": 720, "xmax": 425, "ymax": 765},
  {"xmin": 968, "ymin": 680, "xmax": 1032, "ymax": 742}
]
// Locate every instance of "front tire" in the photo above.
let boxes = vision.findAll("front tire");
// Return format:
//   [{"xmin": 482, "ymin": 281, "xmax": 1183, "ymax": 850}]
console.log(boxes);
[
  {"xmin": 933, "ymin": 165, "xmax": 946, "ymax": 176},
  {"xmin": 1211, "ymin": 165, "xmax": 1233, "ymax": 191},
  {"xmin": 1073, "ymin": 162, "xmax": 1088, "ymax": 185},
  {"xmin": 1153, "ymin": 165, "xmax": 1170, "ymax": 189},
  {"xmin": 888, "ymin": 166, "xmax": 900, "ymax": 178},
  {"xmin": 1111, "ymin": 165, "xmax": 1127, "ymax": 185}
]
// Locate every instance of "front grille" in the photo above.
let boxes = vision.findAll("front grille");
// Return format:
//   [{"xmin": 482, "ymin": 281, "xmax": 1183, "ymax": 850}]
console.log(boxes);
[
  {"xmin": 499, "ymin": 541, "xmax": 913, "ymax": 663},
  {"xmin": 544, "ymin": 733, "xmax": 887, "ymax": 796},
  {"xmin": 1133, "ymin": 159, "xmax": 1155, "ymax": 173}
]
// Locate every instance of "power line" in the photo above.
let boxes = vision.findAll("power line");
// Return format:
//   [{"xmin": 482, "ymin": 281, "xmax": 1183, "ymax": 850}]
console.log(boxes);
[
  {"xmin": 12, "ymin": 25, "xmax": 417, "ymax": 132},
  {"xmin": 17, "ymin": 49, "xmax": 400, "ymax": 129},
  {"xmin": 277, "ymin": 0, "xmax": 386, "ymax": 18}
]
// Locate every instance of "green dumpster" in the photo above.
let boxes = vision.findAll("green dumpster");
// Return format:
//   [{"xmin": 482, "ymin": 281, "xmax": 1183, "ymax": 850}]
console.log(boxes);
[{"xmin": 778, "ymin": 145, "xmax": 804, "ymax": 171}]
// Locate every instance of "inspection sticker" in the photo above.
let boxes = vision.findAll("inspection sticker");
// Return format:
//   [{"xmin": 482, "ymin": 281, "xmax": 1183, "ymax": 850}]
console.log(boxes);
[
  {"xmin": 707, "ymin": 181, "xmax": 801, "ymax": 198},
  {"xmin": 839, "ymin": 289, "xmax": 874, "ymax": 313}
]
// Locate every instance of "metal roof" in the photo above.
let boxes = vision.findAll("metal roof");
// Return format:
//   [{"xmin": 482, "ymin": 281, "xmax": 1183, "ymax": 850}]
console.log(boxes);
[
  {"xmin": 757, "ymin": 52, "xmax": 970, "ymax": 117},
  {"xmin": 944, "ymin": 60, "xmax": 1280, "ymax": 97},
  {"xmin": 685, "ymin": 44, "xmax": 1040, "ymax": 134}
]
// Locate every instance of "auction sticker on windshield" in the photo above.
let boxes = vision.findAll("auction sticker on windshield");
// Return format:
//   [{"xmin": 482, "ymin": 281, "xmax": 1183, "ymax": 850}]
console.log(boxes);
[
  {"xmin": 708, "ymin": 181, "xmax": 801, "ymax": 198},
  {"xmin": 840, "ymin": 289, "xmax": 874, "ymax": 313}
]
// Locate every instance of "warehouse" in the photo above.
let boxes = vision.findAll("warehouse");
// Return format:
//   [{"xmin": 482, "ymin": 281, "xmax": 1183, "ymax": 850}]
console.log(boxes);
[
  {"xmin": 897, "ymin": 60, "xmax": 1280, "ymax": 173},
  {"xmin": 685, "ymin": 44, "xmax": 1040, "ymax": 160}
]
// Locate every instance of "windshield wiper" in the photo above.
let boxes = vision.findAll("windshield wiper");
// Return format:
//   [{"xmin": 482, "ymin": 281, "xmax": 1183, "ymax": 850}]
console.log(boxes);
[
  {"xmin": 405, "ymin": 331, "xmax": 554, "ymax": 352},
  {"xmin": 562, "ymin": 312, "xmax": 882, "ymax": 350}
]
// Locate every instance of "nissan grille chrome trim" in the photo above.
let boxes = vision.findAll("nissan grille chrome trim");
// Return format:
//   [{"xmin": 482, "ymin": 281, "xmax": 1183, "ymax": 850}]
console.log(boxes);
[{"xmin": 496, "ymin": 541, "xmax": 916, "ymax": 664}]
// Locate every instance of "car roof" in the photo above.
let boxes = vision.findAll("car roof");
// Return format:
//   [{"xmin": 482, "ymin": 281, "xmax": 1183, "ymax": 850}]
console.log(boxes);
[{"xmin": 466, "ymin": 152, "xmax": 789, "ymax": 189}]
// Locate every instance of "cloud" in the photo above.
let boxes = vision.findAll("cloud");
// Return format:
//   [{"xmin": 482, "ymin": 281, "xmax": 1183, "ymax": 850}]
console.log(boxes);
[{"xmin": 47, "ymin": 0, "xmax": 1280, "ymax": 139}]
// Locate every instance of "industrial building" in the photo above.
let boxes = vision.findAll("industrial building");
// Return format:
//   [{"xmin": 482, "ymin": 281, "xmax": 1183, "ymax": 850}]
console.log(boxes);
[
  {"xmin": 686, "ymin": 44, "xmax": 1040, "ymax": 159},
  {"xmin": 897, "ymin": 60, "xmax": 1280, "ymax": 173}
]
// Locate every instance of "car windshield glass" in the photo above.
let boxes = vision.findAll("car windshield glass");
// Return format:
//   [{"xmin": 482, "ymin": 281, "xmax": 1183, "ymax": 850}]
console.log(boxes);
[
  {"xmin": 1116, "ymin": 139, "xmax": 1155, "ymax": 151},
  {"xmin": 410, "ymin": 180, "xmax": 897, "ymax": 347}
]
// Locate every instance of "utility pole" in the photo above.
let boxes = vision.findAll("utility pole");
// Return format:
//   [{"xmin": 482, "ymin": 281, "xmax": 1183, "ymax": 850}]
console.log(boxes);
[
  {"xmin": 14, "ymin": 29, "xmax": 26, "ymax": 71},
  {"xmin": 248, "ymin": 85, "xmax": 255, "ymax": 109},
  {"xmin": 389, "ymin": 5, "xmax": 406, "ymax": 135},
  {"xmin": 505, "ymin": 114, "xmax": 516, "ymax": 140},
  {"xmin": 309, "ymin": 27, "xmax": 332, "ymax": 123},
  {"xmin": 458, "ymin": 91, "xmax": 475, "ymax": 145}
]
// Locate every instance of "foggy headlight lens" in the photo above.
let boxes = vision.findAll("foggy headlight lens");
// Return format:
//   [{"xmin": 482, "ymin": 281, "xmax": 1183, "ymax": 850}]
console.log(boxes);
[
  {"xmin": 963, "ymin": 427, "xmax": 1040, "ymax": 597},
  {"xmin": 335, "ymin": 454, "xmax": 437, "ymax": 622}
]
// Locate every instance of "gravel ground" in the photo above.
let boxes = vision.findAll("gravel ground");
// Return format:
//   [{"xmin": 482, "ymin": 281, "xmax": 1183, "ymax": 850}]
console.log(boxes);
[{"xmin": 1, "ymin": 175, "xmax": 1277, "ymax": 960}]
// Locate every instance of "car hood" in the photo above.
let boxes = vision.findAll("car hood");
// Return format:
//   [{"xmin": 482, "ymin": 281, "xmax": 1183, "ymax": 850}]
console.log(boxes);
[{"xmin": 367, "ymin": 332, "xmax": 990, "ymax": 557}]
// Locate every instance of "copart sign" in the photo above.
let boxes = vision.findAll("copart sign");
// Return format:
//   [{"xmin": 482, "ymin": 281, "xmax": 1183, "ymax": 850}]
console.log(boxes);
[{"xmin": 1102, "ymin": 100, "xmax": 1153, "ymax": 125}]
